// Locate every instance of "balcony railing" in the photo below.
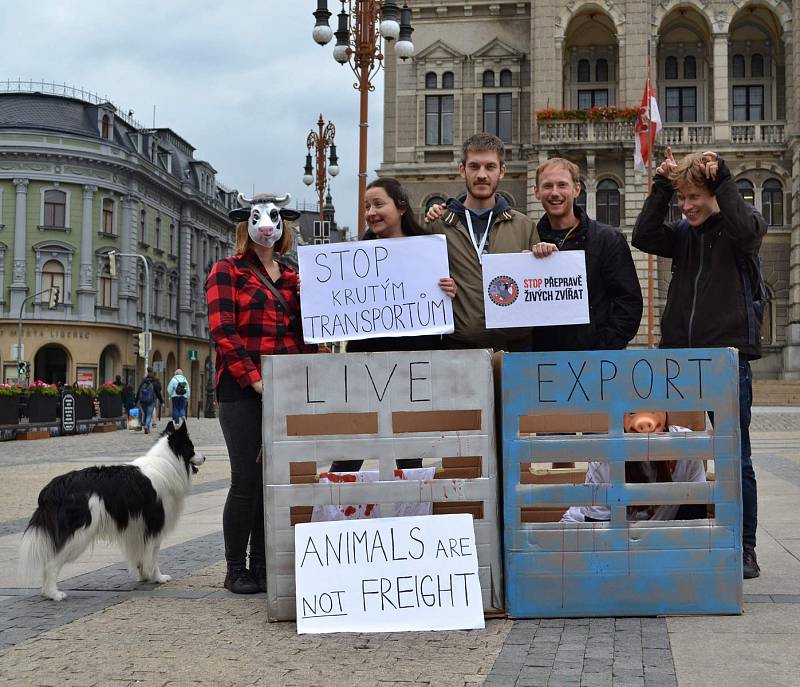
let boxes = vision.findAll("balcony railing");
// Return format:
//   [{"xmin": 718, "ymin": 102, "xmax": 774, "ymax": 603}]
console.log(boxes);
[
  {"xmin": 538, "ymin": 119, "xmax": 634, "ymax": 144},
  {"xmin": 662, "ymin": 124, "xmax": 713, "ymax": 146},
  {"xmin": 731, "ymin": 122, "xmax": 785, "ymax": 144}
]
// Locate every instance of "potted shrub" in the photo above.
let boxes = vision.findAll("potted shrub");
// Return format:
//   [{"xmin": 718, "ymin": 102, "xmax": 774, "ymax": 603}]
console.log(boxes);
[
  {"xmin": 73, "ymin": 385, "xmax": 96, "ymax": 420},
  {"xmin": 26, "ymin": 381, "xmax": 59, "ymax": 423},
  {"xmin": 0, "ymin": 384, "xmax": 23, "ymax": 426},
  {"xmin": 97, "ymin": 381, "xmax": 124, "ymax": 418}
]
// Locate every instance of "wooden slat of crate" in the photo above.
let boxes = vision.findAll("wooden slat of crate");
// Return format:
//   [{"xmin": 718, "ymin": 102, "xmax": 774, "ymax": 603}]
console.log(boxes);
[
  {"xmin": 289, "ymin": 506, "xmax": 313, "ymax": 526},
  {"xmin": 286, "ymin": 412, "xmax": 378, "ymax": 436},
  {"xmin": 392, "ymin": 410, "xmax": 482, "ymax": 433},
  {"xmin": 432, "ymin": 501, "xmax": 484, "ymax": 519},
  {"xmin": 16, "ymin": 430, "xmax": 49, "ymax": 441},
  {"xmin": 521, "ymin": 508, "xmax": 566, "ymax": 523},
  {"xmin": 520, "ymin": 466, "xmax": 586, "ymax": 485}
]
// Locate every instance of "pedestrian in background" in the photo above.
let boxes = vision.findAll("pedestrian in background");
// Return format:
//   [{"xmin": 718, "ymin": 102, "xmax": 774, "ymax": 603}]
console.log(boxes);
[
  {"xmin": 136, "ymin": 366, "xmax": 164, "ymax": 434},
  {"xmin": 632, "ymin": 148, "xmax": 767, "ymax": 579},
  {"xmin": 206, "ymin": 193, "xmax": 317, "ymax": 595},
  {"xmin": 167, "ymin": 369, "xmax": 190, "ymax": 424}
]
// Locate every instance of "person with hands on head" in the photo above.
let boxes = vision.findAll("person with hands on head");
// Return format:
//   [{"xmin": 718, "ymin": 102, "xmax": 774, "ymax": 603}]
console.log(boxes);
[
  {"xmin": 206, "ymin": 193, "xmax": 317, "ymax": 595},
  {"xmin": 632, "ymin": 147, "xmax": 767, "ymax": 579},
  {"xmin": 424, "ymin": 133, "xmax": 540, "ymax": 351}
]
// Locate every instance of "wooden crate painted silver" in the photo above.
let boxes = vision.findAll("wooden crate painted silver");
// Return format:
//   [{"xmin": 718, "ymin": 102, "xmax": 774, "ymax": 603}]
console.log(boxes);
[
  {"xmin": 502, "ymin": 348, "xmax": 743, "ymax": 617},
  {"xmin": 262, "ymin": 349, "xmax": 503, "ymax": 621}
]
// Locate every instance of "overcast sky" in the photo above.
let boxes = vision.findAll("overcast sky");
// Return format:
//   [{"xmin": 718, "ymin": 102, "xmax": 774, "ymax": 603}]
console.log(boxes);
[{"xmin": 0, "ymin": 1, "xmax": 385, "ymax": 233}]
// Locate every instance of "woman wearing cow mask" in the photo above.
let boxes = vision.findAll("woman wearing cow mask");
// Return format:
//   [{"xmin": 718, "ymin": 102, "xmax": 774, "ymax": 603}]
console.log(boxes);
[
  {"xmin": 206, "ymin": 192, "xmax": 317, "ymax": 594},
  {"xmin": 329, "ymin": 178, "xmax": 456, "ymax": 472}
]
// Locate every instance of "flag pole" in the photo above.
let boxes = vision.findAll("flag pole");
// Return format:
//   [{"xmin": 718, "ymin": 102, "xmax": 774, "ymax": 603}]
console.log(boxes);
[{"xmin": 646, "ymin": 40, "xmax": 655, "ymax": 349}]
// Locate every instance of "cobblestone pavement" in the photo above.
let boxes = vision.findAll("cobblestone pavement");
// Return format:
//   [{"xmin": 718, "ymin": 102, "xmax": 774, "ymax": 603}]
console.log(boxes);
[{"xmin": 0, "ymin": 412, "xmax": 798, "ymax": 685}]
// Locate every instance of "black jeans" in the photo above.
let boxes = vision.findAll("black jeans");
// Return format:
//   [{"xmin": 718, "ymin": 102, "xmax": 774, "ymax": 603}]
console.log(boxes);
[{"xmin": 218, "ymin": 399, "xmax": 264, "ymax": 569}]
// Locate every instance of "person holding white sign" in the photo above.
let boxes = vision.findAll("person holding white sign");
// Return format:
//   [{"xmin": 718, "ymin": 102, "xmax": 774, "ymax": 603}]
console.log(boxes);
[
  {"xmin": 530, "ymin": 158, "xmax": 642, "ymax": 353},
  {"xmin": 424, "ymin": 134, "xmax": 540, "ymax": 351}
]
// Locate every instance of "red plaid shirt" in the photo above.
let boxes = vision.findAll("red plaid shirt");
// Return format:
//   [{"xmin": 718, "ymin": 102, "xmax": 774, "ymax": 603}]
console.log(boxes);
[{"xmin": 205, "ymin": 253, "xmax": 316, "ymax": 390}]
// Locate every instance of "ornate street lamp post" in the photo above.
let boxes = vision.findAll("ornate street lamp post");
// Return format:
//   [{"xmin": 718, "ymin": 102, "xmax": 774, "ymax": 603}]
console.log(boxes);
[
  {"xmin": 303, "ymin": 114, "xmax": 340, "ymax": 224},
  {"xmin": 312, "ymin": 0, "xmax": 414, "ymax": 238}
]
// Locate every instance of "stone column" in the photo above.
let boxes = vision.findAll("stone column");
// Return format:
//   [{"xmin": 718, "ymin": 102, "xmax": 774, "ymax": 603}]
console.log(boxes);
[
  {"xmin": 9, "ymin": 178, "xmax": 29, "ymax": 314},
  {"xmin": 178, "ymin": 205, "xmax": 194, "ymax": 335},
  {"xmin": 119, "ymin": 194, "xmax": 138, "ymax": 325},
  {"xmin": 712, "ymin": 33, "xmax": 730, "ymax": 141},
  {"xmin": 585, "ymin": 153, "xmax": 597, "ymax": 219},
  {"xmin": 77, "ymin": 184, "xmax": 97, "ymax": 319}
]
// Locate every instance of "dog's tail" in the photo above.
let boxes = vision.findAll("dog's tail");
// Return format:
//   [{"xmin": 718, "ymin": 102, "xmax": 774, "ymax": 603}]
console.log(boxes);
[{"xmin": 18, "ymin": 509, "xmax": 56, "ymax": 588}]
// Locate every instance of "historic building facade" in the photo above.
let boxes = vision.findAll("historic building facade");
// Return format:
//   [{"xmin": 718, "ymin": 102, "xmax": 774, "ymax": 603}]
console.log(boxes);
[
  {"xmin": 0, "ymin": 84, "xmax": 237, "ymax": 408},
  {"xmin": 379, "ymin": 0, "xmax": 798, "ymax": 378}
]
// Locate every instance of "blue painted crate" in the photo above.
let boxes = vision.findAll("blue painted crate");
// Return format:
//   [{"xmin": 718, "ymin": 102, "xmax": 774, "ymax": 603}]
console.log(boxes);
[{"xmin": 501, "ymin": 348, "xmax": 742, "ymax": 617}]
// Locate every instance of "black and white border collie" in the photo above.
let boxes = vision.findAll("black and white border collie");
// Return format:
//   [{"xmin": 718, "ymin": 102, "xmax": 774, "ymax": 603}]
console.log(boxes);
[{"xmin": 19, "ymin": 419, "xmax": 205, "ymax": 601}]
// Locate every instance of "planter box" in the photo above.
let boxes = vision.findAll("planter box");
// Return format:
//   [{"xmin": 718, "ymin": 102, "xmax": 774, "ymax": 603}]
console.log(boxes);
[
  {"xmin": 0, "ymin": 396, "xmax": 20, "ymax": 426},
  {"xmin": 26, "ymin": 394, "xmax": 58, "ymax": 423},
  {"xmin": 76, "ymin": 394, "xmax": 94, "ymax": 420},
  {"xmin": 99, "ymin": 391, "xmax": 123, "ymax": 419}
]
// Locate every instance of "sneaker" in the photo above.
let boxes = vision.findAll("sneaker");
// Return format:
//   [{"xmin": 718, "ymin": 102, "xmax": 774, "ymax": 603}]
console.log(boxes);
[
  {"xmin": 224, "ymin": 567, "xmax": 260, "ymax": 594},
  {"xmin": 251, "ymin": 565, "xmax": 266, "ymax": 593},
  {"xmin": 743, "ymin": 546, "xmax": 760, "ymax": 579}
]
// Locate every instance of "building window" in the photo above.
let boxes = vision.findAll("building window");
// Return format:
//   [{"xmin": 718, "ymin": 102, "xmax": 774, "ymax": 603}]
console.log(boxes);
[
  {"xmin": 761, "ymin": 178, "xmax": 783, "ymax": 226},
  {"xmin": 483, "ymin": 93, "xmax": 512, "ymax": 144},
  {"xmin": 595, "ymin": 59, "xmax": 609, "ymax": 83},
  {"xmin": 664, "ymin": 56, "xmax": 678, "ymax": 80},
  {"xmin": 101, "ymin": 114, "xmax": 111, "ymax": 139},
  {"xmin": 202, "ymin": 238, "xmax": 208, "ymax": 266},
  {"xmin": 155, "ymin": 217, "xmax": 162, "ymax": 250},
  {"xmin": 737, "ymin": 179, "xmax": 755, "ymax": 206},
  {"xmin": 576, "ymin": 187, "xmax": 587, "ymax": 212},
  {"xmin": 577, "ymin": 59, "xmax": 591, "ymax": 82},
  {"xmin": 499, "ymin": 69, "xmax": 512, "ymax": 87},
  {"xmin": 425, "ymin": 95, "xmax": 454, "ymax": 145},
  {"xmin": 732, "ymin": 85, "xmax": 764, "ymax": 121},
  {"xmin": 425, "ymin": 72, "xmax": 437, "ymax": 89},
  {"xmin": 442, "ymin": 71, "xmax": 454, "ymax": 89},
  {"xmin": 578, "ymin": 89, "xmax": 608, "ymax": 110},
  {"xmin": 665, "ymin": 87, "xmax": 697, "ymax": 122},
  {"xmin": 102, "ymin": 198, "xmax": 114, "ymax": 234},
  {"xmin": 42, "ymin": 260, "xmax": 65, "ymax": 296},
  {"xmin": 169, "ymin": 223, "xmax": 176, "ymax": 255},
  {"xmin": 482, "ymin": 69, "xmax": 495, "ymax": 87},
  {"xmin": 168, "ymin": 273, "xmax": 178, "ymax": 320},
  {"xmin": 99, "ymin": 263, "xmax": 113, "ymax": 307},
  {"xmin": 732, "ymin": 54, "xmax": 746, "ymax": 79},
  {"xmin": 596, "ymin": 179, "xmax": 620, "ymax": 227},
  {"xmin": 137, "ymin": 267, "xmax": 145, "ymax": 314},
  {"xmin": 751, "ymin": 53, "xmax": 764, "ymax": 78},
  {"xmin": 153, "ymin": 273, "xmax": 163, "ymax": 317},
  {"xmin": 140, "ymin": 209, "xmax": 147, "ymax": 245},
  {"xmin": 44, "ymin": 190, "xmax": 67, "ymax": 227},
  {"xmin": 683, "ymin": 56, "xmax": 697, "ymax": 80}
]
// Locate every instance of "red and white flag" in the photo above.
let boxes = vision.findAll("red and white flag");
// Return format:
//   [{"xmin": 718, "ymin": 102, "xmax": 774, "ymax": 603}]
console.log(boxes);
[{"xmin": 634, "ymin": 77, "xmax": 662, "ymax": 173}]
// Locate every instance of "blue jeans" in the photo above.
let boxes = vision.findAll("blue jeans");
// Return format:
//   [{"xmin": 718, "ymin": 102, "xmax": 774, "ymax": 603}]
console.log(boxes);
[
  {"xmin": 171, "ymin": 396, "xmax": 187, "ymax": 423},
  {"xmin": 738, "ymin": 361, "xmax": 758, "ymax": 549},
  {"xmin": 141, "ymin": 402, "xmax": 155, "ymax": 429}
]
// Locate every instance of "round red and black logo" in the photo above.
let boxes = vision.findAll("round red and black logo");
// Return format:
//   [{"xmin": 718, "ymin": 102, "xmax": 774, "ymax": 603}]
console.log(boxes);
[{"xmin": 487, "ymin": 275, "xmax": 519, "ymax": 306}]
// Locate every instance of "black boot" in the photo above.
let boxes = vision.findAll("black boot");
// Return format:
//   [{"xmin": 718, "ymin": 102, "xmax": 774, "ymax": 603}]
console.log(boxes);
[
  {"xmin": 251, "ymin": 565, "xmax": 267, "ymax": 593},
  {"xmin": 224, "ymin": 565, "xmax": 260, "ymax": 594}
]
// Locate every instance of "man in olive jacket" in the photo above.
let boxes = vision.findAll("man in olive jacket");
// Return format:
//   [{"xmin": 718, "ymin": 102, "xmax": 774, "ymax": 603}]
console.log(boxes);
[
  {"xmin": 632, "ymin": 147, "xmax": 767, "ymax": 579},
  {"xmin": 426, "ymin": 133, "xmax": 539, "ymax": 351}
]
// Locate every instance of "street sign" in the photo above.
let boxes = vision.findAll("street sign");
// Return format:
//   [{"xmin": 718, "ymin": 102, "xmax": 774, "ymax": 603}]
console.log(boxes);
[
  {"xmin": 61, "ymin": 390, "xmax": 76, "ymax": 434},
  {"xmin": 187, "ymin": 350, "xmax": 199, "ymax": 362}
]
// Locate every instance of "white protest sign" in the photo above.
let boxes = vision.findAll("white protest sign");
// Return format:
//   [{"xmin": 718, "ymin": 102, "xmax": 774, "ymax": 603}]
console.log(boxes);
[
  {"xmin": 482, "ymin": 250, "xmax": 589, "ymax": 328},
  {"xmin": 294, "ymin": 514, "xmax": 484, "ymax": 634},
  {"xmin": 297, "ymin": 235, "xmax": 454, "ymax": 343}
]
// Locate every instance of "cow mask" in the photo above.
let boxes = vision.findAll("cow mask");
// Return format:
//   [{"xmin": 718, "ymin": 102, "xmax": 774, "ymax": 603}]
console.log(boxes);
[{"xmin": 228, "ymin": 193, "xmax": 301, "ymax": 249}]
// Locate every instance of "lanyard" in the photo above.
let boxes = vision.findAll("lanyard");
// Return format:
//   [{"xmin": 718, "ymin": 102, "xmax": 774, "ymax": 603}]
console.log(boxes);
[{"xmin": 463, "ymin": 210, "xmax": 493, "ymax": 262}]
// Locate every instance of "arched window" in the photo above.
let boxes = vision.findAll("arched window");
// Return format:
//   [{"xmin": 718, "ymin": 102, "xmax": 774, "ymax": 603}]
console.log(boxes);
[
  {"xmin": 102, "ymin": 198, "xmax": 114, "ymax": 234},
  {"xmin": 596, "ymin": 179, "xmax": 620, "ymax": 227},
  {"xmin": 442, "ymin": 71, "xmax": 454, "ymax": 89},
  {"xmin": 595, "ymin": 59, "xmax": 609, "ymax": 83},
  {"xmin": 761, "ymin": 284, "xmax": 775, "ymax": 345},
  {"xmin": 42, "ymin": 260, "xmax": 65, "ymax": 297},
  {"xmin": 425, "ymin": 195, "xmax": 447, "ymax": 212},
  {"xmin": 44, "ymin": 190, "xmax": 67, "ymax": 227},
  {"xmin": 155, "ymin": 216, "xmax": 162, "ymax": 249},
  {"xmin": 577, "ymin": 59, "xmax": 590, "ymax": 83},
  {"xmin": 99, "ymin": 262, "xmax": 113, "ymax": 307},
  {"xmin": 737, "ymin": 178, "xmax": 755, "ymax": 206},
  {"xmin": 425, "ymin": 72, "xmax": 437, "ymax": 89},
  {"xmin": 732, "ymin": 54, "xmax": 746, "ymax": 78},
  {"xmin": 751, "ymin": 53, "xmax": 764, "ymax": 78},
  {"xmin": 169, "ymin": 223, "xmax": 176, "ymax": 255},
  {"xmin": 665, "ymin": 56, "xmax": 678, "ymax": 80},
  {"xmin": 482, "ymin": 70, "xmax": 495, "ymax": 88},
  {"xmin": 761, "ymin": 178, "xmax": 784, "ymax": 226},
  {"xmin": 499, "ymin": 69, "xmax": 512, "ymax": 87},
  {"xmin": 101, "ymin": 114, "xmax": 111, "ymax": 139},
  {"xmin": 683, "ymin": 55, "xmax": 696, "ymax": 79}
]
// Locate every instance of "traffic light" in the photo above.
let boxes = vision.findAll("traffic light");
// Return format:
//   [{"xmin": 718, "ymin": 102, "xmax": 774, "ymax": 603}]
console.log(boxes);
[
  {"xmin": 136, "ymin": 332, "xmax": 151, "ymax": 359},
  {"xmin": 18, "ymin": 361, "xmax": 25, "ymax": 377},
  {"xmin": 25, "ymin": 362, "xmax": 31, "ymax": 380},
  {"xmin": 132, "ymin": 332, "xmax": 140, "ymax": 357},
  {"xmin": 109, "ymin": 252, "xmax": 117, "ymax": 277},
  {"xmin": 48, "ymin": 286, "xmax": 60, "ymax": 309}
]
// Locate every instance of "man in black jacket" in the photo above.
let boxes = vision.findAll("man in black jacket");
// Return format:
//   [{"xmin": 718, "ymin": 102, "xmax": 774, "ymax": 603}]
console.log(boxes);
[
  {"xmin": 530, "ymin": 158, "xmax": 643, "ymax": 352},
  {"xmin": 632, "ymin": 147, "xmax": 767, "ymax": 579}
]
